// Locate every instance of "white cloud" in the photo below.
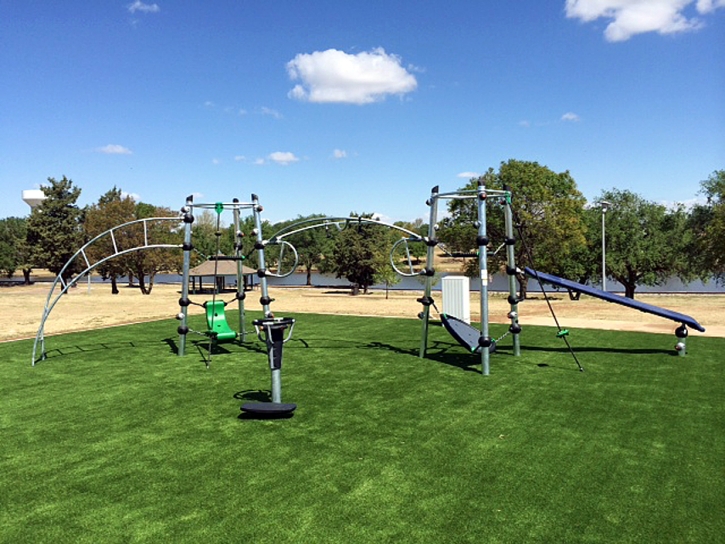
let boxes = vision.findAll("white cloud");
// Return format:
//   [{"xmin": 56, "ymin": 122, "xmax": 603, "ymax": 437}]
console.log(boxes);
[
  {"xmin": 212, "ymin": 158, "xmax": 220, "ymax": 165},
  {"xmin": 697, "ymin": 0, "xmax": 725, "ymax": 13},
  {"xmin": 457, "ymin": 171, "xmax": 480, "ymax": 179},
  {"xmin": 253, "ymin": 158, "xmax": 265, "ymax": 165},
  {"xmin": 287, "ymin": 48, "xmax": 418, "ymax": 104},
  {"xmin": 268, "ymin": 151, "xmax": 299, "ymax": 165},
  {"xmin": 128, "ymin": 1, "xmax": 160, "ymax": 14},
  {"xmin": 260, "ymin": 106, "xmax": 282, "ymax": 119},
  {"xmin": 234, "ymin": 155, "xmax": 246, "ymax": 162},
  {"xmin": 565, "ymin": 0, "xmax": 724, "ymax": 41},
  {"xmin": 97, "ymin": 144, "xmax": 132, "ymax": 155},
  {"xmin": 561, "ymin": 112, "xmax": 581, "ymax": 122},
  {"xmin": 121, "ymin": 191, "xmax": 140, "ymax": 202},
  {"xmin": 332, "ymin": 149, "xmax": 347, "ymax": 159}
]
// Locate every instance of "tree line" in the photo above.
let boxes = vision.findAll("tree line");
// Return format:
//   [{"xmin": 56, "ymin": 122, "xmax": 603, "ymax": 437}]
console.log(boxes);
[{"xmin": 1, "ymin": 161, "xmax": 723, "ymax": 298}]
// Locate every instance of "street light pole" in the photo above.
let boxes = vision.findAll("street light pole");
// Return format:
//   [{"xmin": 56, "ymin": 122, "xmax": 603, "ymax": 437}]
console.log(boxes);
[{"xmin": 600, "ymin": 201, "xmax": 611, "ymax": 291}]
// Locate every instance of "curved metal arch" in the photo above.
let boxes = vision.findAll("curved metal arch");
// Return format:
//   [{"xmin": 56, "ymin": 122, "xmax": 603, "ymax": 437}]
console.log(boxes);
[
  {"xmin": 269, "ymin": 215, "xmax": 424, "ymax": 243},
  {"xmin": 32, "ymin": 216, "xmax": 183, "ymax": 365},
  {"xmin": 259, "ymin": 239, "xmax": 299, "ymax": 278},
  {"xmin": 267, "ymin": 215, "xmax": 430, "ymax": 280}
]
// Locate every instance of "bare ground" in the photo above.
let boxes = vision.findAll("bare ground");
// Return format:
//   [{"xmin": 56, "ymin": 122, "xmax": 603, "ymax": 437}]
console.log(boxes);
[{"xmin": 1, "ymin": 282, "xmax": 722, "ymax": 343}]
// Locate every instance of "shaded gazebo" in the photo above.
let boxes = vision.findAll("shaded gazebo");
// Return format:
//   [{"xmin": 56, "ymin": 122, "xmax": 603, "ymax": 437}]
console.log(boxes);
[{"xmin": 188, "ymin": 259, "xmax": 257, "ymax": 294}]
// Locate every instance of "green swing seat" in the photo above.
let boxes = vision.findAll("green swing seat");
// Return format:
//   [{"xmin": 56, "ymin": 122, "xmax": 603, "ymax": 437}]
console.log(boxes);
[{"xmin": 205, "ymin": 300, "xmax": 237, "ymax": 342}]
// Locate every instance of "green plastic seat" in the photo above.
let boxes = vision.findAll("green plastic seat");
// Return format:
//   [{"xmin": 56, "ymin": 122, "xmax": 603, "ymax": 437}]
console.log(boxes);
[{"xmin": 205, "ymin": 301, "xmax": 237, "ymax": 342}]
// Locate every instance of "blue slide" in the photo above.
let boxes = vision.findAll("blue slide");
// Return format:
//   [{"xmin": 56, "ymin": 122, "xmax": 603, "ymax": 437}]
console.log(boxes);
[{"xmin": 524, "ymin": 268, "xmax": 706, "ymax": 333}]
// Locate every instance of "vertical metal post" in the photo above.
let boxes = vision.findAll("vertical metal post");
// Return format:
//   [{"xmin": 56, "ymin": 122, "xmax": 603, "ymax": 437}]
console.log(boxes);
[
  {"xmin": 503, "ymin": 191, "xmax": 521, "ymax": 356},
  {"xmin": 251, "ymin": 194, "xmax": 271, "ymax": 316},
  {"xmin": 179, "ymin": 195, "xmax": 194, "ymax": 357},
  {"xmin": 419, "ymin": 186, "xmax": 439, "ymax": 358},
  {"xmin": 251, "ymin": 194, "xmax": 279, "ymax": 400},
  {"xmin": 232, "ymin": 199, "xmax": 246, "ymax": 342},
  {"xmin": 477, "ymin": 181, "xmax": 490, "ymax": 376},
  {"xmin": 601, "ymin": 201, "xmax": 610, "ymax": 292}
]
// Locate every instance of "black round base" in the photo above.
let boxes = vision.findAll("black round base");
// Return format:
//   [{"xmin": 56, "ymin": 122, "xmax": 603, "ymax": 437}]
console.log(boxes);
[{"xmin": 240, "ymin": 402, "xmax": 297, "ymax": 417}]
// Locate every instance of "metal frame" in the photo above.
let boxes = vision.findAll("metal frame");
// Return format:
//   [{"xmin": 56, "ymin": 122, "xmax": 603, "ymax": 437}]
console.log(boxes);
[
  {"xmin": 418, "ymin": 182, "xmax": 520, "ymax": 375},
  {"xmin": 31, "ymin": 216, "xmax": 183, "ymax": 365}
]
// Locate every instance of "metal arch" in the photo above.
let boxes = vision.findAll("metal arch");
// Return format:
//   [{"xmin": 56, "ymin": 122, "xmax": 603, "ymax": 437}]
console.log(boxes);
[
  {"xmin": 32, "ymin": 216, "xmax": 183, "ymax": 365},
  {"xmin": 259, "ymin": 239, "xmax": 299, "ymax": 278},
  {"xmin": 267, "ymin": 215, "xmax": 429, "ymax": 279},
  {"xmin": 269, "ymin": 216, "xmax": 424, "ymax": 243},
  {"xmin": 389, "ymin": 237, "xmax": 427, "ymax": 277}
]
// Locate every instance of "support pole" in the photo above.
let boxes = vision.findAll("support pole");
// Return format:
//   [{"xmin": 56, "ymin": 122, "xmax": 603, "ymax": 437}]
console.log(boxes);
[
  {"xmin": 232, "ymin": 198, "xmax": 246, "ymax": 342},
  {"xmin": 477, "ymin": 181, "xmax": 490, "ymax": 376},
  {"xmin": 251, "ymin": 194, "xmax": 272, "ymax": 318},
  {"xmin": 419, "ymin": 186, "xmax": 440, "ymax": 358},
  {"xmin": 503, "ymin": 190, "xmax": 521, "ymax": 356},
  {"xmin": 179, "ymin": 195, "xmax": 194, "ymax": 357}
]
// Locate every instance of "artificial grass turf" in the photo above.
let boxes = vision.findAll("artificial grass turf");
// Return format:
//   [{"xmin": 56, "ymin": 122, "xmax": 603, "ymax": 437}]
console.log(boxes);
[{"xmin": 1, "ymin": 312, "xmax": 723, "ymax": 543}]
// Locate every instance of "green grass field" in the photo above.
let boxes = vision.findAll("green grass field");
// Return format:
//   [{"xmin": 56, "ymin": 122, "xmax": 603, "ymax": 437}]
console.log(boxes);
[{"xmin": 1, "ymin": 312, "xmax": 723, "ymax": 543}]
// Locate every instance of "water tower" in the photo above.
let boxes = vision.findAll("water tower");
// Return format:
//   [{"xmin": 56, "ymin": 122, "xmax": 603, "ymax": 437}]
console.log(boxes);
[{"xmin": 22, "ymin": 189, "xmax": 46, "ymax": 210}]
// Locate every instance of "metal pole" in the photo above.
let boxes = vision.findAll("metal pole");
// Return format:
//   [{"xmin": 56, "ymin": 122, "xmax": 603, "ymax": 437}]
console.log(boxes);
[
  {"xmin": 503, "ymin": 190, "xmax": 521, "ymax": 356},
  {"xmin": 232, "ymin": 198, "xmax": 246, "ymax": 342},
  {"xmin": 419, "ymin": 186, "xmax": 439, "ymax": 358},
  {"xmin": 179, "ymin": 195, "xmax": 194, "ymax": 356},
  {"xmin": 251, "ymin": 193, "xmax": 282, "ymax": 403},
  {"xmin": 600, "ymin": 201, "xmax": 610, "ymax": 292},
  {"xmin": 477, "ymin": 181, "xmax": 490, "ymax": 376}
]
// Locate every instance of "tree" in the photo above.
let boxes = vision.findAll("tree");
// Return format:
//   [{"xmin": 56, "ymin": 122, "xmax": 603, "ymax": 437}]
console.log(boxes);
[
  {"xmin": 26, "ymin": 176, "xmax": 84, "ymax": 283},
  {"xmin": 438, "ymin": 160, "xmax": 587, "ymax": 298},
  {"xmin": 392, "ymin": 219, "xmax": 427, "ymax": 268},
  {"xmin": 123, "ymin": 203, "xmax": 182, "ymax": 294},
  {"xmin": 0, "ymin": 217, "xmax": 31, "ymax": 281},
  {"xmin": 274, "ymin": 214, "xmax": 334, "ymax": 286},
  {"xmin": 592, "ymin": 189, "xmax": 691, "ymax": 298},
  {"xmin": 192, "ymin": 210, "xmax": 234, "ymax": 264},
  {"xmin": 331, "ymin": 214, "xmax": 390, "ymax": 295},
  {"xmin": 694, "ymin": 170, "xmax": 725, "ymax": 283},
  {"xmin": 84, "ymin": 187, "xmax": 137, "ymax": 294}
]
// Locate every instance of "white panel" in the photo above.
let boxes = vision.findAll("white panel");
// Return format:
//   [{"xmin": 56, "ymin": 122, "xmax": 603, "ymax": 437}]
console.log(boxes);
[{"xmin": 442, "ymin": 275, "xmax": 470, "ymax": 324}]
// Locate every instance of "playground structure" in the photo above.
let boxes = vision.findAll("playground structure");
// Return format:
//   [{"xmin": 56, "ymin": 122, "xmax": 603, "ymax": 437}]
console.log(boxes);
[
  {"xmin": 417, "ymin": 182, "xmax": 521, "ymax": 375},
  {"xmin": 31, "ymin": 183, "xmax": 707, "ymax": 382},
  {"xmin": 524, "ymin": 267, "xmax": 706, "ymax": 356},
  {"xmin": 265, "ymin": 181, "xmax": 523, "ymax": 376},
  {"xmin": 175, "ymin": 194, "xmax": 299, "ymax": 412},
  {"xmin": 32, "ymin": 215, "xmax": 184, "ymax": 365}
]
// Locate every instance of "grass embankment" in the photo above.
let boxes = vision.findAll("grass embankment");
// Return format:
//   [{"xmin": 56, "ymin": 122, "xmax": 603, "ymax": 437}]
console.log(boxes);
[{"xmin": 1, "ymin": 312, "xmax": 723, "ymax": 543}]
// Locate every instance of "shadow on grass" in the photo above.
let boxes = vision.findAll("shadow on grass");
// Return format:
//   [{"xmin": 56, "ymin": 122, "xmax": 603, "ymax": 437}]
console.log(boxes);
[
  {"xmin": 523, "ymin": 345, "xmax": 675, "ymax": 356},
  {"xmin": 38, "ymin": 338, "xmax": 175, "ymax": 362},
  {"xmin": 234, "ymin": 389, "xmax": 271, "ymax": 402}
]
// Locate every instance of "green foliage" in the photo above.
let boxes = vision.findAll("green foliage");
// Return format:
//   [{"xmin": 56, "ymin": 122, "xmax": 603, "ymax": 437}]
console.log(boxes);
[
  {"xmin": 439, "ymin": 161, "xmax": 587, "ymax": 296},
  {"xmin": 0, "ymin": 217, "xmax": 28, "ymax": 279},
  {"xmin": 331, "ymin": 214, "xmax": 391, "ymax": 294},
  {"xmin": 26, "ymin": 176, "xmax": 84, "ymax": 282},
  {"xmin": 694, "ymin": 170, "xmax": 725, "ymax": 283},
  {"xmin": 123, "ymin": 203, "xmax": 182, "ymax": 294},
  {"xmin": 1, "ymin": 317, "xmax": 723, "ymax": 543},
  {"xmin": 273, "ymin": 214, "xmax": 333, "ymax": 285},
  {"xmin": 593, "ymin": 189, "xmax": 692, "ymax": 298},
  {"xmin": 84, "ymin": 187, "xmax": 138, "ymax": 293}
]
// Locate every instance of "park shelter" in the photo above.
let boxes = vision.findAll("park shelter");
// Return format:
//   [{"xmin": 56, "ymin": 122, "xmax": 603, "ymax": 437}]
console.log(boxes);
[{"xmin": 188, "ymin": 259, "xmax": 257, "ymax": 293}]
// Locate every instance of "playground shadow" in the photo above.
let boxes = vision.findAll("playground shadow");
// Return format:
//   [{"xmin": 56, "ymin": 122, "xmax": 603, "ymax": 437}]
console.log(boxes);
[
  {"xmin": 37, "ymin": 338, "xmax": 172, "ymax": 363},
  {"xmin": 366, "ymin": 340, "xmax": 483, "ymax": 374},
  {"xmin": 234, "ymin": 389, "xmax": 271, "ymax": 402},
  {"xmin": 523, "ymin": 345, "xmax": 675, "ymax": 356}
]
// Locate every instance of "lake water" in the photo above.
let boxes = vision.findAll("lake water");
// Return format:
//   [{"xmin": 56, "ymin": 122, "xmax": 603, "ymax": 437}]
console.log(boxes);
[{"xmin": 90, "ymin": 271, "xmax": 724, "ymax": 294}]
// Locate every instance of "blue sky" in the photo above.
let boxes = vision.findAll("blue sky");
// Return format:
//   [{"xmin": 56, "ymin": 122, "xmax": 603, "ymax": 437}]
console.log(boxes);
[{"xmin": 1, "ymin": 0, "xmax": 723, "ymax": 223}]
